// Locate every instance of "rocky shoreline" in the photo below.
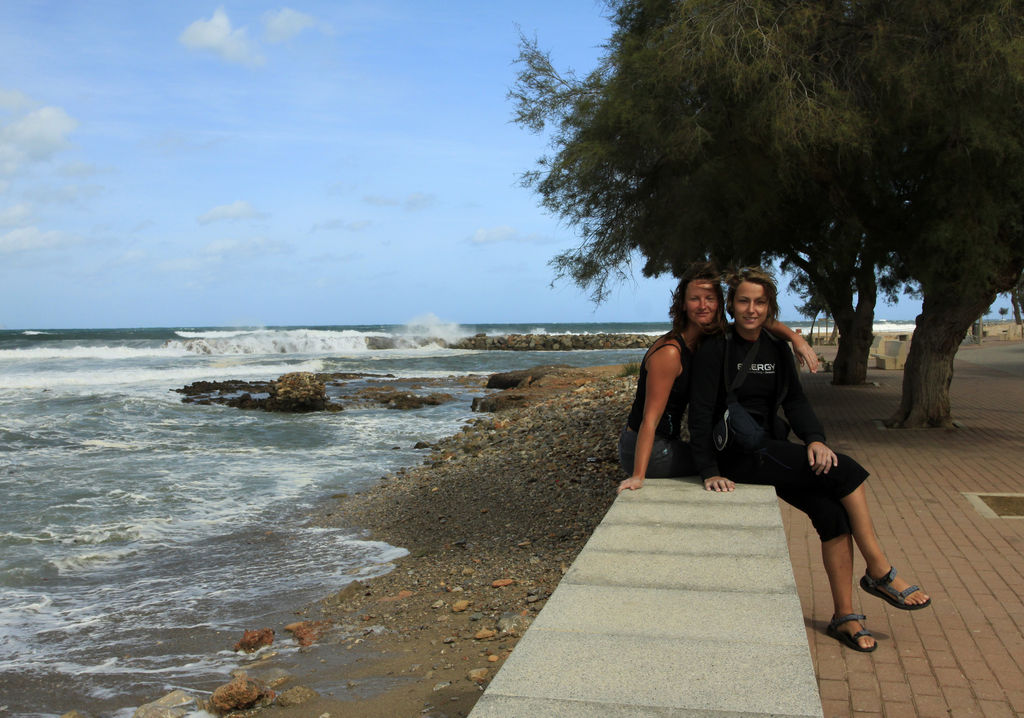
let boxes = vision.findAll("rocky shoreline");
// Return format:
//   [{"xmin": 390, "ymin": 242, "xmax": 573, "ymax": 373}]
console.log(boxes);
[{"xmin": 73, "ymin": 364, "xmax": 635, "ymax": 718}]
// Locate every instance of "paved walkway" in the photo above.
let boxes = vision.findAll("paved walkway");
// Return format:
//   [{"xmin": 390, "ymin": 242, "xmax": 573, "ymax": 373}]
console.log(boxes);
[{"xmin": 785, "ymin": 340, "xmax": 1024, "ymax": 718}]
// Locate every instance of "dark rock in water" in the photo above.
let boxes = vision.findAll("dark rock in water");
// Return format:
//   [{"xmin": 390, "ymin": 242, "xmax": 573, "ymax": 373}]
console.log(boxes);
[
  {"xmin": 209, "ymin": 674, "xmax": 274, "ymax": 713},
  {"xmin": 233, "ymin": 627, "xmax": 274, "ymax": 653},
  {"xmin": 486, "ymin": 365, "xmax": 571, "ymax": 389},
  {"xmin": 264, "ymin": 372, "xmax": 326, "ymax": 412},
  {"xmin": 472, "ymin": 391, "xmax": 534, "ymax": 413}
]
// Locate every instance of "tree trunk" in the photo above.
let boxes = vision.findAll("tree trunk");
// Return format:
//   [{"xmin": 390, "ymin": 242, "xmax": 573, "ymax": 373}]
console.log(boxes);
[
  {"xmin": 830, "ymin": 266, "xmax": 876, "ymax": 385},
  {"xmin": 1012, "ymin": 284, "xmax": 1023, "ymax": 326},
  {"xmin": 885, "ymin": 292, "xmax": 993, "ymax": 428}
]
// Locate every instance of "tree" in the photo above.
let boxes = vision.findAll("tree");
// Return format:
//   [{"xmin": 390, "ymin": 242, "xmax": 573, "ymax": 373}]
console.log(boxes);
[
  {"xmin": 512, "ymin": 0, "xmax": 1024, "ymax": 426},
  {"xmin": 1011, "ymin": 271, "xmax": 1024, "ymax": 325}
]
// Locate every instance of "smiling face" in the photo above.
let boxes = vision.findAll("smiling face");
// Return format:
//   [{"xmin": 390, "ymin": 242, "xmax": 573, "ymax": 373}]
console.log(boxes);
[
  {"xmin": 685, "ymin": 280, "xmax": 720, "ymax": 328},
  {"xmin": 730, "ymin": 280, "xmax": 770, "ymax": 338}
]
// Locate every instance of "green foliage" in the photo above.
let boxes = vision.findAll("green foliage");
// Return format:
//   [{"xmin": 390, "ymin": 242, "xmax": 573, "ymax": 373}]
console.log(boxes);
[
  {"xmin": 619, "ymin": 361, "xmax": 642, "ymax": 377},
  {"xmin": 512, "ymin": 0, "xmax": 1024, "ymax": 303}
]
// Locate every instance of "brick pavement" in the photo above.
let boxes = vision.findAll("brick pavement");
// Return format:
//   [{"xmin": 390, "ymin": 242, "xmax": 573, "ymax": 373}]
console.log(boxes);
[{"xmin": 782, "ymin": 341, "xmax": 1024, "ymax": 718}]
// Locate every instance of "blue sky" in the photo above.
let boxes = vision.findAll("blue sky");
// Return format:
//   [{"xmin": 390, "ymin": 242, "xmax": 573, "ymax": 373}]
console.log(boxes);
[{"xmin": 0, "ymin": 1, "xmax": 929, "ymax": 329}]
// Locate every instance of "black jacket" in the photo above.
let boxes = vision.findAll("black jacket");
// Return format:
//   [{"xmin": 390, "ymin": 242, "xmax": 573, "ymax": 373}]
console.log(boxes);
[{"xmin": 688, "ymin": 328, "xmax": 826, "ymax": 480}]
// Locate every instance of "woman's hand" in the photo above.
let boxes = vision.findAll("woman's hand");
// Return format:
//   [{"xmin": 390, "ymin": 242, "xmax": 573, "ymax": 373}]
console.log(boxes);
[
  {"xmin": 703, "ymin": 476, "xmax": 735, "ymax": 492},
  {"xmin": 618, "ymin": 477, "xmax": 645, "ymax": 493},
  {"xmin": 807, "ymin": 441, "xmax": 838, "ymax": 475},
  {"xmin": 792, "ymin": 336, "xmax": 819, "ymax": 373}
]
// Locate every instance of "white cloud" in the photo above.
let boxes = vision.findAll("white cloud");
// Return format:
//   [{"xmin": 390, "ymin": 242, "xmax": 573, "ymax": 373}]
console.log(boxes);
[
  {"xmin": 469, "ymin": 225, "xmax": 517, "ymax": 244},
  {"xmin": 157, "ymin": 257, "xmax": 206, "ymax": 273},
  {"xmin": 202, "ymin": 236, "xmax": 289, "ymax": 258},
  {"xmin": 467, "ymin": 226, "xmax": 552, "ymax": 245},
  {"xmin": 180, "ymin": 8, "xmax": 264, "ymax": 67},
  {"xmin": 0, "ymin": 88, "xmax": 34, "ymax": 112},
  {"xmin": 263, "ymin": 8, "xmax": 322, "ymax": 43},
  {"xmin": 0, "ymin": 106, "xmax": 77, "ymax": 175},
  {"xmin": 363, "ymin": 192, "xmax": 436, "ymax": 211},
  {"xmin": 0, "ymin": 226, "xmax": 75, "ymax": 254},
  {"xmin": 0, "ymin": 202, "xmax": 32, "ymax": 227},
  {"xmin": 197, "ymin": 200, "xmax": 267, "ymax": 224},
  {"xmin": 310, "ymin": 218, "xmax": 371, "ymax": 233}
]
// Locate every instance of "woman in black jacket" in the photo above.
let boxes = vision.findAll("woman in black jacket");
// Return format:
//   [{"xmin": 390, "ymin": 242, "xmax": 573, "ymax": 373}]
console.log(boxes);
[{"xmin": 688, "ymin": 268, "xmax": 930, "ymax": 652}]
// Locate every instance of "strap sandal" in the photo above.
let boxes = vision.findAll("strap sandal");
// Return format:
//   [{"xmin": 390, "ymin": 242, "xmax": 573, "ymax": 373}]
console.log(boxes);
[
  {"xmin": 860, "ymin": 566, "xmax": 931, "ymax": 611},
  {"xmin": 826, "ymin": 613, "xmax": 877, "ymax": 652}
]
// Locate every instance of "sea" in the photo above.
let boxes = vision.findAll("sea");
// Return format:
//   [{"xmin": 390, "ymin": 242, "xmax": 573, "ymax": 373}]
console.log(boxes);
[{"xmin": 0, "ymin": 318, "xmax": 916, "ymax": 717}]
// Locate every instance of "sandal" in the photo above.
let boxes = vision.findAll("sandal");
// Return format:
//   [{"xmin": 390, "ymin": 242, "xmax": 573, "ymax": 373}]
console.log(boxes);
[
  {"xmin": 827, "ymin": 613, "xmax": 877, "ymax": 652},
  {"xmin": 860, "ymin": 566, "xmax": 931, "ymax": 610}
]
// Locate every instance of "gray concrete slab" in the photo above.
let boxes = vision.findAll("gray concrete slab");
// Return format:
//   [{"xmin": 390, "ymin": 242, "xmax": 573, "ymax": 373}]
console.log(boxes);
[
  {"xmin": 471, "ymin": 694, "xmax": 816, "ymax": 718},
  {"xmin": 481, "ymin": 631, "xmax": 821, "ymax": 717},
  {"xmin": 562, "ymin": 550, "xmax": 797, "ymax": 593},
  {"xmin": 468, "ymin": 477, "xmax": 822, "ymax": 718},
  {"xmin": 528, "ymin": 584, "xmax": 808, "ymax": 646},
  {"xmin": 583, "ymin": 523, "xmax": 790, "ymax": 556},
  {"xmin": 616, "ymin": 479, "xmax": 775, "ymax": 506}
]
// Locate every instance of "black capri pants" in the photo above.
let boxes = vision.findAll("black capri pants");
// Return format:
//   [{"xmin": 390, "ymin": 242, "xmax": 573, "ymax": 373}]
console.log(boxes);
[{"xmin": 718, "ymin": 439, "xmax": 869, "ymax": 542}]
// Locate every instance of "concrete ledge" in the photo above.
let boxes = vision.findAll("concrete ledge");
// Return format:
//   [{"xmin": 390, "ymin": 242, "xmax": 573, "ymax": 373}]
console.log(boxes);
[{"xmin": 469, "ymin": 478, "xmax": 823, "ymax": 718}]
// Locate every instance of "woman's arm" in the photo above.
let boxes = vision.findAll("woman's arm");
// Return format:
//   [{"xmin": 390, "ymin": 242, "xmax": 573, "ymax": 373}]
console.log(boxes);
[
  {"xmin": 766, "ymin": 319, "xmax": 818, "ymax": 373},
  {"xmin": 618, "ymin": 343, "xmax": 681, "ymax": 493}
]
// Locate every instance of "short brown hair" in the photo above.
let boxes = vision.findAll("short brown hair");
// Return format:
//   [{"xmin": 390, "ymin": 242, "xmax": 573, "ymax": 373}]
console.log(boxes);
[
  {"xmin": 669, "ymin": 262, "xmax": 726, "ymax": 337},
  {"xmin": 725, "ymin": 267, "xmax": 779, "ymax": 324}
]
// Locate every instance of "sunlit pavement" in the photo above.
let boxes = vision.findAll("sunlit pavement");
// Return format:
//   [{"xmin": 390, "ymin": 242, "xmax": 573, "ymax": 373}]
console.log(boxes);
[{"xmin": 787, "ymin": 340, "xmax": 1024, "ymax": 718}]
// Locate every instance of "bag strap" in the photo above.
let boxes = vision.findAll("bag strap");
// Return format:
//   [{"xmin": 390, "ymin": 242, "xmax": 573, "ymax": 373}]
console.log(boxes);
[{"xmin": 722, "ymin": 331, "xmax": 761, "ymax": 397}]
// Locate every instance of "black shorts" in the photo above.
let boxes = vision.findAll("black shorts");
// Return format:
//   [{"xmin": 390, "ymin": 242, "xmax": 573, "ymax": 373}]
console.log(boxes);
[{"xmin": 719, "ymin": 440, "xmax": 869, "ymax": 542}]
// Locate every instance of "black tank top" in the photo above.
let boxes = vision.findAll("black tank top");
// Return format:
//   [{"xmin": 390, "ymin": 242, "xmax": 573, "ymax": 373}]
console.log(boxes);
[{"xmin": 626, "ymin": 337, "xmax": 692, "ymax": 439}]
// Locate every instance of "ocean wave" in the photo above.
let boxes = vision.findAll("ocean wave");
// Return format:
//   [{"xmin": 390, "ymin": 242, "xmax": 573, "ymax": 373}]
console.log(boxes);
[
  {"xmin": 0, "ymin": 359, "xmax": 326, "ymax": 390},
  {"xmin": 0, "ymin": 345, "xmax": 189, "ymax": 360}
]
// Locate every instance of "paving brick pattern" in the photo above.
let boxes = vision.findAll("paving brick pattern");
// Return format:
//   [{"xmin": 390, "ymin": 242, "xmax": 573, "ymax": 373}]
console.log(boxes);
[{"xmin": 780, "ymin": 343, "xmax": 1024, "ymax": 718}]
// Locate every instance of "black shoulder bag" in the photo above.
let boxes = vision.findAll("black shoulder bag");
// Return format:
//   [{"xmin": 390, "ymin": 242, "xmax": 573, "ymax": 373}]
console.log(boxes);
[{"xmin": 712, "ymin": 333, "xmax": 767, "ymax": 452}]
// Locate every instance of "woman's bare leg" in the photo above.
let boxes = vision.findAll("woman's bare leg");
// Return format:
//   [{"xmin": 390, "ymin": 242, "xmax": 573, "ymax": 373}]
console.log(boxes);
[
  {"xmin": 840, "ymin": 484, "xmax": 930, "ymax": 606},
  {"xmin": 821, "ymin": 533, "xmax": 875, "ymax": 650}
]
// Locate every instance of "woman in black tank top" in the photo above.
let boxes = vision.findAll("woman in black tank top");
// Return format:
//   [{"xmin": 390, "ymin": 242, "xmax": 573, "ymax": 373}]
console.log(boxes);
[{"xmin": 617, "ymin": 263, "xmax": 817, "ymax": 492}]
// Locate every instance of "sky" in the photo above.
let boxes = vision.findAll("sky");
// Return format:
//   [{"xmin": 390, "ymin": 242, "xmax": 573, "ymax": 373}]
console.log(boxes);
[{"xmin": 0, "ymin": 1, "xmax": 931, "ymax": 329}]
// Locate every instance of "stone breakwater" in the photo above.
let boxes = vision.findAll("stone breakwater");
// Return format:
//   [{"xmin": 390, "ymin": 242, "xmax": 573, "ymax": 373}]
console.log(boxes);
[
  {"xmin": 451, "ymin": 333, "xmax": 652, "ymax": 351},
  {"xmin": 175, "ymin": 333, "xmax": 654, "ymax": 354}
]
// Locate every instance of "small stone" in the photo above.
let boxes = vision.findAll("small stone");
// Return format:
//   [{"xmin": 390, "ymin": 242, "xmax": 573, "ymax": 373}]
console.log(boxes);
[
  {"xmin": 451, "ymin": 599, "xmax": 470, "ymax": 612},
  {"xmin": 233, "ymin": 627, "xmax": 274, "ymax": 653},
  {"xmin": 491, "ymin": 578, "xmax": 515, "ymax": 588},
  {"xmin": 432, "ymin": 600, "xmax": 445, "ymax": 609},
  {"xmin": 467, "ymin": 668, "xmax": 489, "ymax": 683},
  {"xmin": 474, "ymin": 628, "xmax": 496, "ymax": 640},
  {"xmin": 131, "ymin": 690, "xmax": 198, "ymax": 718},
  {"xmin": 209, "ymin": 675, "xmax": 274, "ymax": 713},
  {"xmin": 433, "ymin": 681, "xmax": 451, "ymax": 691},
  {"xmin": 488, "ymin": 654, "xmax": 499, "ymax": 662},
  {"xmin": 461, "ymin": 567, "xmax": 476, "ymax": 576},
  {"xmin": 276, "ymin": 685, "xmax": 318, "ymax": 707}
]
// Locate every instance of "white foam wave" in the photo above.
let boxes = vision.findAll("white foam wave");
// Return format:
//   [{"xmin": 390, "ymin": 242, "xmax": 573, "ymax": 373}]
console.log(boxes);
[
  {"xmin": 0, "ymin": 358, "xmax": 326, "ymax": 390},
  {"xmin": 400, "ymin": 313, "xmax": 469, "ymax": 344},
  {"xmin": 168, "ymin": 329, "xmax": 387, "ymax": 355},
  {"xmin": 0, "ymin": 345, "xmax": 189, "ymax": 360}
]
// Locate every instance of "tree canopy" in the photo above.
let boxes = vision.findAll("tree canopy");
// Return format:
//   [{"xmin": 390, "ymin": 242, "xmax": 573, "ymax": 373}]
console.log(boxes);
[{"xmin": 513, "ymin": 0, "xmax": 1024, "ymax": 426}]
